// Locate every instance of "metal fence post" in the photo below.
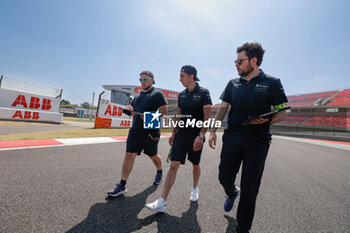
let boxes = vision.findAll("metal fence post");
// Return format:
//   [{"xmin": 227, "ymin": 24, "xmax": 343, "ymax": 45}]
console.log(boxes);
[
  {"xmin": 0, "ymin": 75, "xmax": 3, "ymax": 88},
  {"xmin": 96, "ymin": 91, "xmax": 105, "ymax": 120},
  {"xmin": 59, "ymin": 89, "xmax": 63, "ymax": 99}
]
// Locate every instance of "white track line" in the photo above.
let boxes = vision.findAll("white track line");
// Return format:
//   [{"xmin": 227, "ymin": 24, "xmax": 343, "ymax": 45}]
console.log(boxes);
[
  {"xmin": 0, "ymin": 135, "xmax": 171, "ymax": 151},
  {"xmin": 56, "ymin": 137, "xmax": 117, "ymax": 145}
]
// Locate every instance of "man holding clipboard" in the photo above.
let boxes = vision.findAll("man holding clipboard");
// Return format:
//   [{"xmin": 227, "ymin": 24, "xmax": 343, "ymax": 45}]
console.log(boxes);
[{"xmin": 209, "ymin": 42, "xmax": 288, "ymax": 233}]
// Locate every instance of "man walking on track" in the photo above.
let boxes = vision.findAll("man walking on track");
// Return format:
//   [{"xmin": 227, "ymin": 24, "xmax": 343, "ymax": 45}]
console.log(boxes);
[
  {"xmin": 209, "ymin": 42, "xmax": 288, "ymax": 233},
  {"xmin": 107, "ymin": 70, "xmax": 168, "ymax": 197},
  {"xmin": 145, "ymin": 65, "xmax": 212, "ymax": 212}
]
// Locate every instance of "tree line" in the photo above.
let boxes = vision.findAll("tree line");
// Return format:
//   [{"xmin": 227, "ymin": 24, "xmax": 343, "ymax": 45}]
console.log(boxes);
[{"xmin": 60, "ymin": 99, "xmax": 97, "ymax": 109}]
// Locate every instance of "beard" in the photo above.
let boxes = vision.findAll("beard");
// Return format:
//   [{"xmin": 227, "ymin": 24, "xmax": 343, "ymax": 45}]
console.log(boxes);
[
  {"xmin": 143, "ymin": 84, "xmax": 152, "ymax": 91},
  {"xmin": 238, "ymin": 64, "xmax": 254, "ymax": 76}
]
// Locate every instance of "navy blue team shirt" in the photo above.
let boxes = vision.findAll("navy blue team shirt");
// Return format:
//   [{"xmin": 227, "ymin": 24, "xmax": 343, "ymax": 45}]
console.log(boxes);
[
  {"xmin": 178, "ymin": 83, "xmax": 212, "ymax": 133},
  {"xmin": 220, "ymin": 70, "xmax": 288, "ymax": 134},
  {"xmin": 131, "ymin": 87, "xmax": 167, "ymax": 131}
]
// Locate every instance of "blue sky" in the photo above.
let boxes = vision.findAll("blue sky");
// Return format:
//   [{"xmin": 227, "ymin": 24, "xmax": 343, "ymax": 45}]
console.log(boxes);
[{"xmin": 0, "ymin": 0, "xmax": 349, "ymax": 105}]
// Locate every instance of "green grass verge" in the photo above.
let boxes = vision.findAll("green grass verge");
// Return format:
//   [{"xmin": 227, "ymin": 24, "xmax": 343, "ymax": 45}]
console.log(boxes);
[{"xmin": 63, "ymin": 116, "xmax": 95, "ymax": 122}]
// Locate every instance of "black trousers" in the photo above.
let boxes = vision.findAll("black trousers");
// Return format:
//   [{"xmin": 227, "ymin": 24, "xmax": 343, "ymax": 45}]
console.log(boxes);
[{"xmin": 219, "ymin": 132, "xmax": 271, "ymax": 232}]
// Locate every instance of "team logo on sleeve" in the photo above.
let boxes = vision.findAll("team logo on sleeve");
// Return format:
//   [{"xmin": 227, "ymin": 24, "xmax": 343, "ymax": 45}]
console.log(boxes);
[{"xmin": 143, "ymin": 110, "xmax": 161, "ymax": 129}]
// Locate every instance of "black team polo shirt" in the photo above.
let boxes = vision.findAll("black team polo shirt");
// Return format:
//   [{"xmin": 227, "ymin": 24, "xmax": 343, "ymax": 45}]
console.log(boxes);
[
  {"xmin": 131, "ymin": 87, "xmax": 167, "ymax": 132},
  {"xmin": 220, "ymin": 70, "xmax": 288, "ymax": 135},
  {"xmin": 178, "ymin": 83, "xmax": 212, "ymax": 134}
]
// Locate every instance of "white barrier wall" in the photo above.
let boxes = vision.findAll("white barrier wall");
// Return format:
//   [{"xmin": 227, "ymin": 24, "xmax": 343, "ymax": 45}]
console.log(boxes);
[
  {"xmin": 97, "ymin": 99, "xmax": 132, "ymax": 120},
  {"xmin": 0, "ymin": 107, "xmax": 62, "ymax": 123},
  {"xmin": 0, "ymin": 88, "xmax": 62, "ymax": 123},
  {"xmin": 94, "ymin": 100, "xmax": 133, "ymax": 128},
  {"xmin": 111, "ymin": 118, "xmax": 132, "ymax": 127},
  {"xmin": 0, "ymin": 88, "xmax": 60, "ymax": 112}
]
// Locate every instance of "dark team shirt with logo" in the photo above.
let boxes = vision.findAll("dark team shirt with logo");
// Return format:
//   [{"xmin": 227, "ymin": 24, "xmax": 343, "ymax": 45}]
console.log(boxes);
[
  {"xmin": 178, "ymin": 83, "xmax": 212, "ymax": 133},
  {"xmin": 131, "ymin": 87, "xmax": 167, "ymax": 132},
  {"xmin": 220, "ymin": 70, "xmax": 288, "ymax": 134}
]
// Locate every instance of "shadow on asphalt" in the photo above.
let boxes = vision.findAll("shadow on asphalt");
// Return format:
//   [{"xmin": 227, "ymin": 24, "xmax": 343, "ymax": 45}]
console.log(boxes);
[
  {"xmin": 224, "ymin": 215, "xmax": 238, "ymax": 233},
  {"xmin": 141, "ymin": 201, "xmax": 201, "ymax": 233},
  {"xmin": 66, "ymin": 185, "xmax": 203, "ymax": 233}
]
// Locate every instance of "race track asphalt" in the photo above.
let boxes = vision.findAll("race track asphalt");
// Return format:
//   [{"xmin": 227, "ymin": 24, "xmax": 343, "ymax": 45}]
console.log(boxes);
[{"xmin": 1, "ymin": 134, "xmax": 349, "ymax": 233}]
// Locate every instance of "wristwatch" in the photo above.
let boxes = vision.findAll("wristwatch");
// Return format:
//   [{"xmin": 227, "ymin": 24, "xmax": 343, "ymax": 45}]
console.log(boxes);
[{"xmin": 199, "ymin": 133, "xmax": 205, "ymax": 140}]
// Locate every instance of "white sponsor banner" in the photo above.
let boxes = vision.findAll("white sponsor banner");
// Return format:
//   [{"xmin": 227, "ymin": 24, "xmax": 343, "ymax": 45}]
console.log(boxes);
[
  {"xmin": 326, "ymin": 108, "xmax": 339, "ymax": 112},
  {"xmin": 0, "ymin": 107, "xmax": 62, "ymax": 123},
  {"xmin": 111, "ymin": 118, "xmax": 133, "ymax": 128},
  {"xmin": 97, "ymin": 100, "xmax": 133, "ymax": 120},
  {"xmin": 0, "ymin": 88, "xmax": 60, "ymax": 112}
]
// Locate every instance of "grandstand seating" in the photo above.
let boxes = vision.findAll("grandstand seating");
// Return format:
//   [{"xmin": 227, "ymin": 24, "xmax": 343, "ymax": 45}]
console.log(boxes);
[
  {"xmin": 327, "ymin": 89, "xmax": 350, "ymax": 106},
  {"xmin": 278, "ymin": 115, "xmax": 311, "ymax": 125},
  {"xmin": 287, "ymin": 95, "xmax": 296, "ymax": 102},
  {"xmin": 301, "ymin": 116, "xmax": 350, "ymax": 128},
  {"xmin": 287, "ymin": 91, "xmax": 338, "ymax": 107}
]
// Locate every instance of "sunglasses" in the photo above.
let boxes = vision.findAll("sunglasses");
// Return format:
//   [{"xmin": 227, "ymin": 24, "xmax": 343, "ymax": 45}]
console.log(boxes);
[
  {"xmin": 234, "ymin": 58, "xmax": 249, "ymax": 65},
  {"xmin": 139, "ymin": 78, "xmax": 150, "ymax": 82}
]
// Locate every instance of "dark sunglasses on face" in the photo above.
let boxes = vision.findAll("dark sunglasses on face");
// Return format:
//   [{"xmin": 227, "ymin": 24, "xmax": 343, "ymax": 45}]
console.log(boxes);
[{"xmin": 234, "ymin": 58, "xmax": 249, "ymax": 65}]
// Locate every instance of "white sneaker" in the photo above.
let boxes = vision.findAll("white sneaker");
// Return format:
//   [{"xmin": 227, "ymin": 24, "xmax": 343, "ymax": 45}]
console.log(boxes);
[
  {"xmin": 145, "ymin": 197, "xmax": 167, "ymax": 212},
  {"xmin": 190, "ymin": 187, "xmax": 199, "ymax": 202}
]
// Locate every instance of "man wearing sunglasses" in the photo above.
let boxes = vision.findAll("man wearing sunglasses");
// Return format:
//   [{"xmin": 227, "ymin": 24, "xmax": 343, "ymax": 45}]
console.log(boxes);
[
  {"xmin": 209, "ymin": 43, "xmax": 288, "ymax": 233},
  {"xmin": 145, "ymin": 65, "xmax": 212, "ymax": 212},
  {"xmin": 107, "ymin": 70, "xmax": 168, "ymax": 197}
]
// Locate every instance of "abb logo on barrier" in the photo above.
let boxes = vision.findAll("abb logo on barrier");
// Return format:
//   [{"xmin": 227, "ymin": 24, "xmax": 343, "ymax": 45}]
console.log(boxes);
[
  {"xmin": 12, "ymin": 111, "xmax": 40, "ymax": 120},
  {"xmin": 104, "ymin": 105, "xmax": 131, "ymax": 118},
  {"xmin": 120, "ymin": 120, "xmax": 131, "ymax": 127},
  {"xmin": 9, "ymin": 94, "xmax": 54, "ymax": 120},
  {"xmin": 11, "ymin": 95, "xmax": 52, "ymax": 110},
  {"xmin": 163, "ymin": 91, "xmax": 178, "ymax": 99}
]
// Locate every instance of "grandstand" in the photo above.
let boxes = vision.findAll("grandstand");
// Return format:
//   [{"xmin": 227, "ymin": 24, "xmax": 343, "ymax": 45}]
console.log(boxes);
[
  {"xmin": 279, "ymin": 114, "xmax": 311, "ymax": 125},
  {"xmin": 301, "ymin": 116, "xmax": 350, "ymax": 128},
  {"xmin": 287, "ymin": 91, "xmax": 338, "ymax": 107},
  {"xmin": 211, "ymin": 88, "xmax": 349, "ymax": 132},
  {"xmin": 327, "ymin": 89, "xmax": 350, "ymax": 106},
  {"xmin": 275, "ymin": 88, "xmax": 350, "ymax": 132}
]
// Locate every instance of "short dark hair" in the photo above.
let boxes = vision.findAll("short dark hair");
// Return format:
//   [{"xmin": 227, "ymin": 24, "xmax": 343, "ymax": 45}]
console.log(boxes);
[{"xmin": 237, "ymin": 42, "xmax": 265, "ymax": 67}]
